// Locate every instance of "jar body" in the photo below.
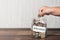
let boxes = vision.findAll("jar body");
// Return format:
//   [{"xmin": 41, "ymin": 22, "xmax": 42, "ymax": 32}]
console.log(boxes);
[{"xmin": 32, "ymin": 17, "xmax": 47, "ymax": 38}]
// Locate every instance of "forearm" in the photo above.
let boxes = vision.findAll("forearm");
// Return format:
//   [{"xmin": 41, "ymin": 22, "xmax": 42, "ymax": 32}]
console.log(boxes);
[{"xmin": 51, "ymin": 7, "xmax": 60, "ymax": 16}]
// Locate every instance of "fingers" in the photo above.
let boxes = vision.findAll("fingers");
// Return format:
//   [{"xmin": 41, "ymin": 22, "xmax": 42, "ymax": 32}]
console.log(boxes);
[
  {"xmin": 38, "ymin": 6, "xmax": 49, "ymax": 16},
  {"xmin": 38, "ymin": 11, "xmax": 44, "ymax": 17},
  {"xmin": 38, "ymin": 7, "xmax": 45, "ymax": 16}
]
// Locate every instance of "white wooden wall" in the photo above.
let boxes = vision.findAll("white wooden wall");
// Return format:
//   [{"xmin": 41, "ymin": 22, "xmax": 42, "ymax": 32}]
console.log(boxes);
[{"xmin": 0, "ymin": 0, "xmax": 60, "ymax": 28}]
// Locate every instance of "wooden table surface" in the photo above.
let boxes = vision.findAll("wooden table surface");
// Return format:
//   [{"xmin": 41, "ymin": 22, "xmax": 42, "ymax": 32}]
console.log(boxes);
[{"xmin": 0, "ymin": 29, "xmax": 59, "ymax": 40}]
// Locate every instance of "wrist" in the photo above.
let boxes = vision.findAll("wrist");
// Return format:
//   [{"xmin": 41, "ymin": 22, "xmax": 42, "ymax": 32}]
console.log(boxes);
[{"xmin": 49, "ymin": 7, "xmax": 55, "ymax": 14}]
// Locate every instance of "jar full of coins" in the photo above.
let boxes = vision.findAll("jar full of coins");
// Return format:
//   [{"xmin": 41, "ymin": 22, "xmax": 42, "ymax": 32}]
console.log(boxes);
[{"xmin": 31, "ymin": 16, "xmax": 47, "ymax": 38}]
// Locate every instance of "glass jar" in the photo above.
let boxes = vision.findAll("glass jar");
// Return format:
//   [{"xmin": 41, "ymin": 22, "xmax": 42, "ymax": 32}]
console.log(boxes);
[{"xmin": 31, "ymin": 16, "xmax": 47, "ymax": 38}]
